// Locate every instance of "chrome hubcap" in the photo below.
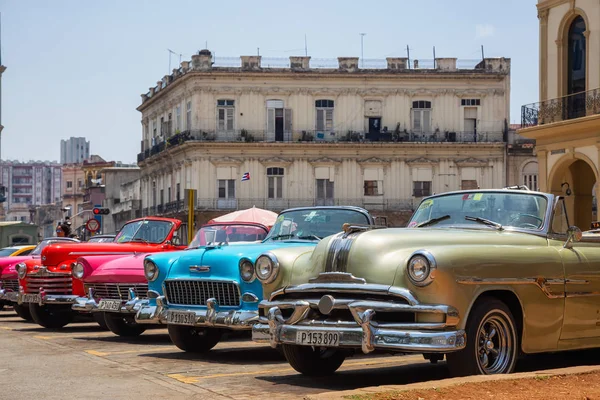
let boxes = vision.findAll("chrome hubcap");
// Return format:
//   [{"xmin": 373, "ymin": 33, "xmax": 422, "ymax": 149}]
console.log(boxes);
[{"xmin": 477, "ymin": 314, "xmax": 513, "ymax": 374}]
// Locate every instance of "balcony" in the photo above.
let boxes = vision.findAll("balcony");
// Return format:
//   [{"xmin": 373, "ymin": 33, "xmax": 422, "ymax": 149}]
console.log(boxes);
[
  {"xmin": 195, "ymin": 198, "xmax": 416, "ymax": 212},
  {"xmin": 137, "ymin": 129, "xmax": 506, "ymax": 162},
  {"xmin": 521, "ymin": 88, "xmax": 600, "ymax": 128}
]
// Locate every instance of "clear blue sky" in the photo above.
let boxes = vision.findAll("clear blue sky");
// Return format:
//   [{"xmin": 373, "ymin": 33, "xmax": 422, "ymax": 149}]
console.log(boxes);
[{"xmin": 0, "ymin": 0, "xmax": 538, "ymax": 163}]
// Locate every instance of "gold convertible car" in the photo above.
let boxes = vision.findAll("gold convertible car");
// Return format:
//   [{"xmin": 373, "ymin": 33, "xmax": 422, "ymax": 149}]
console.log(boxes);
[{"xmin": 252, "ymin": 188, "xmax": 595, "ymax": 376}]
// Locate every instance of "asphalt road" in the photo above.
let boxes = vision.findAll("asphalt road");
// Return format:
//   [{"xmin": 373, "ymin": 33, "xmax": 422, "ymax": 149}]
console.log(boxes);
[{"xmin": 2, "ymin": 307, "xmax": 600, "ymax": 400}]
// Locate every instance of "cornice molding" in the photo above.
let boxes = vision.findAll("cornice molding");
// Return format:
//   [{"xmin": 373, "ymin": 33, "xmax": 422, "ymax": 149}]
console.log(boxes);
[
  {"xmin": 454, "ymin": 157, "xmax": 489, "ymax": 167},
  {"xmin": 357, "ymin": 157, "xmax": 392, "ymax": 166},
  {"xmin": 210, "ymin": 157, "xmax": 243, "ymax": 167},
  {"xmin": 258, "ymin": 157, "xmax": 293, "ymax": 166},
  {"xmin": 406, "ymin": 157, "xmax": 438, "ymax": 166},
  {"xmin": 308, "ymin": 157, "xmax": 342, "ymax": 166}
]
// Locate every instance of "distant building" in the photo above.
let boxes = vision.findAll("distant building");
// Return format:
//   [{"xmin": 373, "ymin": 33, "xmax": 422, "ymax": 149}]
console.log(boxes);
[
  {"xmin": 60, "ymin": 137, "xmax": 90, "ymax": 164},
  {"xmin": 61, "ymin": 163, "xmax": 86, "ymax": 216},
  {"xmin": 0, "ymin": 160, "xmax": 62, "ymax": 222}
]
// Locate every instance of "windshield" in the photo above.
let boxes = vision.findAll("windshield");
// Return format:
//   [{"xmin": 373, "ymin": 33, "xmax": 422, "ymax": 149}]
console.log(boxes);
[
  {"xmin": 0, "ymin": 248, "xmax": 18, "ymax": 257},
  {"xmin": 188, "ymin": 224, "xmax": 269, "ymax": 247},
  {"xmin": 30, "ymin": 238, "xmax": 77, "ymax": 256},
  {"xmin": 88, "ymin": 236, "xmax": 115, "ymax": 243},
  {"xmin": 408, "ymin": 191, "xmax": 549, "ymax": 230},
  {"xmin": 115, "ymin": 220, "xmax": 173, "ymax": 244},
  {"xmin": 264, "ymin": 208, "xmax": 370, "ymax": 241}
]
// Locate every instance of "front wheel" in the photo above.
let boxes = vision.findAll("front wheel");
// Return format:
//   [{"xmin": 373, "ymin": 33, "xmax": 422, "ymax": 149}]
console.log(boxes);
[
  {"xmin": 446, "ymin": 297, "xmax": 518, "ymax": 376},
  {"xmin": 104, "ymin": 313, "xmax": 146, "ymax": 337},
  {"xmin": 29, "ymin": 303, "xmax": 73, "ymax": 329},
  {"xmin": 282, "ymin": 344, "xmax": 346, "ymax": 376},
  {"xmin": 168, "ymin": 325, "xmax": 222, "ymax": 353},
  {"xmin": 13, "ymin": 303, "xmax": 32, "ymax": 321}
]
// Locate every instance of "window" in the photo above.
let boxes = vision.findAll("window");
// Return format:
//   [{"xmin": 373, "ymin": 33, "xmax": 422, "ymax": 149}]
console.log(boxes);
[
  {"xmin": 168, "ymin": 187, "xmax": 171, "ymax": 202},
  {"xmin": 413, "ymin": 181, "xmax": 432, "ymax": 197},
  {"xmin": 522, "ymin": 161, "xmax": 539, "ymax": 191},
  {"xmin": 552, "ymin": 198, "xmax": 569, "ymax": 234},
  {"xmin": 461, "ymin": 99, "xmax": 481, "ymax": 106},
  {"xmin": 267, "ymin": 167, "xmax": 284, "ymax": 199},
  {"xmin": 176, "ymin": 105, "xmax": 181, "ymax": 132},
  {"xmin": 218, "ymin": 179, "xmax": 235, "ymax": 199},
  {"xmin": 412, "ymin": 101, "xmax": 432, "ymax": 133},
  {"xmin": 464, "ymin": 107, "xmax": 477, "ymax": 134},
  {"xmin": 217, "ymin": 100, "xmax": 235, "ymax": 131},
  {"xmin": 186, "ymin": 101, "xmax": 192, "ymax": 130},
  {"xmin": 315, "ymin": 100, "xmax": 334, "ymax": 132},
  {"xmin": 568, "ymin": 16, "xmax": 586, "ymax": 95},
  {"xmin": 152, "ymin": 119, "xmax": 157, "ymax": 138},
  {"xmin": 176, "ymin": 183, "xmax": 181, "ymax": 201},
  {"xmin": 160, "ymin": 189, "xmax": 164, "ymax": 205},
  {"xmin": 461, "ymin": 180, "xmax": 478, "ymax": 190},
  {"xmin": 66, "ymin": 181, "xmax": 73, "ymax": 189},
  {"xmin": 316, "ymin": 179, "xmax": 334, "ymax": 199},
  {"xmin": 364, "ymin": 181, "xmax": 381, "ymax": 196},
  {"xmin": 160, "ymin": 117, "xmax": 164, "ymax": 136},
  {"xmin": 78, "ymin": 179, "xmax": 83, "ymax": 188}
]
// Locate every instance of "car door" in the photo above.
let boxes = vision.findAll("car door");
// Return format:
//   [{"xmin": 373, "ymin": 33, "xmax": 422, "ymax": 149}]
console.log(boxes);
[{"xmin": 554, "ymin": 199, "xmax": 600, "ymax": 340}]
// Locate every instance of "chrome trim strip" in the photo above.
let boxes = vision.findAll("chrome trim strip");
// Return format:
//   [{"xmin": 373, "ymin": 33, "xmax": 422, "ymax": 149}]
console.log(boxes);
[
  {"xmin": 272, "ymin": 283, "xmax": 419, "ymax": 306},
  {"xmin": 308, "ymin": 272, "xmax": 367, "ymax": 284},
  {"xmin": 456, "ymin": 276, "xmax": 573, "ymax": 299}
]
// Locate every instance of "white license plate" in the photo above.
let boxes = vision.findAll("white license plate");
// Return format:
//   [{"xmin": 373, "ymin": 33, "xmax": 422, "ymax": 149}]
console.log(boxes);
[
  {"xmin": 22, "ymin": 294, "xmax": 41, "ymax": 303},
  {"xmin": 296, "ymin": 331, "xmax": 340, "ymax": 347},
  {"xmin": 98, "ymin": 300, "xmax": 122, "ymax": 312},
  {"xmin": 167, "ymin": 311, "xmax": 196, "ymax": 326}
]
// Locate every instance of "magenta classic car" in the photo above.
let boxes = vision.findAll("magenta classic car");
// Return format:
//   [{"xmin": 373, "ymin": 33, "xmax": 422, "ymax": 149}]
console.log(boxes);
[
  {"xmin": 0, "ymin": 237, "xmax": 80, "ymax": 320},
  {"xmin": 72, "ymin": 221, "xmax": 271, "ymax": 337}
]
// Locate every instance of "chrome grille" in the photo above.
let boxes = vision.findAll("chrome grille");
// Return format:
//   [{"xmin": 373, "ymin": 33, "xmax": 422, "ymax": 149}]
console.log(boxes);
[
  {"xmin": 26, "ymin": 270, "xmax": 72, "ymax": 294},
  {"xmin": 164, "ymin": 280, "xmax": 241, "ymax": 307},
  {"xmin": 85, "ymin": 283, "xmax": 148, "ymax": 300},
  {"xmin": 1, "ymin": 279, "xmax": 18, "ymax": 291}
]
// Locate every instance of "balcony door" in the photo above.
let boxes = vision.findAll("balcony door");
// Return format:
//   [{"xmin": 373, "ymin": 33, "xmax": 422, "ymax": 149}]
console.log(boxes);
[{"xmin": 566, "ymin": 16, "xmax": 586, "ymax": 119}]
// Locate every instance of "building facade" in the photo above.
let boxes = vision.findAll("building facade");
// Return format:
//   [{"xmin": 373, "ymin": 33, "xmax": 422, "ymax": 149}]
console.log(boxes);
[
  {"xmin": 61, "ymin": 163, "xmax": 86, "ymax": 216},
  {"xmin": 137, "ymin": 52, "xmax": 514, "ymax": 222},
  {"xmin": 101, "ymin": 166, "xmax": 141, "ymax": 234},
  {"xmin": 60, "ymin": 137, "xmax": 90, "ymax": 164},
  {"xmin": 0, "ymin": 160, "xmax": 62, "ymax": 222},
  {"xmin": 519, "ymin": 0, "xmax": 600, "ymax": 229}
]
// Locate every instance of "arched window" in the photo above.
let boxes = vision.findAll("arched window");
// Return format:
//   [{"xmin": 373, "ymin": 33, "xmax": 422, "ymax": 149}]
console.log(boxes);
[
  {"xmin": 566, "ymin": 16, "xmax": 586, "ymax": 119},
  {"xmin": 568, "ymin": 16, "xmax": 586, "ymax": 95},
  {"xmin": 522, "ymin": 161, "xmax": 538, "ymax": 191}
]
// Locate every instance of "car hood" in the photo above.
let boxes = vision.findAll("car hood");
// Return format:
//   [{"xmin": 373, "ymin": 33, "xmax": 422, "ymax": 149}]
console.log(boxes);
[
  {"xmin": 84, "ymin": 253, "xmax": 148, "ymax": 284},
  {"xmin": 0, "ymin": 255, "xmax": 32, "ymax": 272},
  {"xmin": 282, "ymin": 227, "xmax": 550, "ymax": 288}
]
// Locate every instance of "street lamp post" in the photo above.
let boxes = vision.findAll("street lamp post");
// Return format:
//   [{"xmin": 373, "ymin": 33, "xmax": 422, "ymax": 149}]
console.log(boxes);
[{"xmin": 360, "ymin": 33, "xmax": 366, "ymax": 68}]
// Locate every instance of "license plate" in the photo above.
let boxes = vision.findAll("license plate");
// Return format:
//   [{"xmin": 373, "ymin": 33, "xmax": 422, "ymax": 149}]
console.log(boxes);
[
  {"xmin": 167, "ymin": 311, "xmax": 196, "ymax": 326},
  {"xmin": 22, "ymin": 294, "xmax": 41, "ymax": 303},
  {"xmin": 98, "ymin": 299, "xmax": 122, "ymax": 312},
  {"xmin": 296, "ymin": 331, "xmax": 340, "ymax": 347}
]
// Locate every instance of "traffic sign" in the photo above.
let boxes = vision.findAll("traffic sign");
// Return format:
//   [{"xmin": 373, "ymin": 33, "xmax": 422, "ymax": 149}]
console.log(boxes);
[{"xmin": 86, "ymin": 218, "xmax": 100, "ymax": 232}]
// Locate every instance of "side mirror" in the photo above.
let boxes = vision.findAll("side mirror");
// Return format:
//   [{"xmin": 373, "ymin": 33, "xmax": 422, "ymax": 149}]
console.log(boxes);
[
  {"xmin": 164, "ymin": 240, "xmax": 173, "ymax": 247},
  {"xmin": 564, "ymin": 226, "xmax": 582, "ymax": 249}
]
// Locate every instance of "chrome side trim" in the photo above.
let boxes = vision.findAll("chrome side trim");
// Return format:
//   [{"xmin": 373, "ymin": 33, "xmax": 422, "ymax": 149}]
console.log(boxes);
[
  {"xmin": 308, "ymin": 272, "xmax": 367, "ymax": 284},
  {"xmin": 455, "ymin": 276, "xmax": 585, "ymax": 299},
  {"xmin": 68, "ymin": 251, "xmax": 138, "ymax": 256}
]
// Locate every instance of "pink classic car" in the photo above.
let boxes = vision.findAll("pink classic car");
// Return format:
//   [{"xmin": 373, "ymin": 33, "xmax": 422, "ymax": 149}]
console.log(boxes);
[
  {"xmin": 72, "ymin": 221, "xmax": 271, "ymax": 337},
  {"xmin": 0, "ymin": 237, "xmax": 79, "ymax": 320}
]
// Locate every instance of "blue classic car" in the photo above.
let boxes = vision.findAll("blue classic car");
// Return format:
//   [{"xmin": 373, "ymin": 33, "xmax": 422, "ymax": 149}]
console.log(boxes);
[{"xmin": 135, "ymin": 206, "xmax": 373, "ymax": 352}]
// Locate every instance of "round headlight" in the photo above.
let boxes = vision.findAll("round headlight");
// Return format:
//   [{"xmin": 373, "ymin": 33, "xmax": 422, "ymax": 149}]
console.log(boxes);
[
  {"xmin": 16, "ymin": 263, "xmax": 27, "ymax": 279},
  {"xmin": 255, "ymin": 253, "xmax": 279, "ymax": 284},
  {"xmin": 239, "ymin": 259, "xmax": 255, "ymax": 282},
  {"xmin": 406, "ymin": 251, "xmax": 436, "ymax": 287},
  {"xmin": 144, "ymin": 259, "xmax": 159, "ymax": 281},
  {"xmin": 72, "ymin": 262, "xmax": 85, "ymax": 279}
]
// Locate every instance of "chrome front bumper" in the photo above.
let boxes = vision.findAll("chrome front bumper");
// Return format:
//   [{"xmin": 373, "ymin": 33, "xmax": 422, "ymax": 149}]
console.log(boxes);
[
  {"xmin": 252, "ymin": 293, "xmax": 466, "ymax": 354},
  {"xmin": 135, "ymin": 295, "xmax": 259, "ymax": 330},
  {"xmin": 17, "ymin": 291, "xmax": 80, "ymax": 306},
  {"xmin": 72, "ymin": 287, "xmax": 147, "ymax": 314},
  {"xmin": 0, "ymin": 289, "xmax": 18, "ymax": 303}
]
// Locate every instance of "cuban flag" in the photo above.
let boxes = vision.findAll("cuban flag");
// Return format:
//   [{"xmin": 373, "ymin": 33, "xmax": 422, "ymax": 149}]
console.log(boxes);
[{"xmin": 241, "ymin": 172, "xmax": 250, "ymax": 181}]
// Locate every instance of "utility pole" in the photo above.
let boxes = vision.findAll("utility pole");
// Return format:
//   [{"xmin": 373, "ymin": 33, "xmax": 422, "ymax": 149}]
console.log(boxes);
[
  {"xmin": 406, "ymin": 45, "xmax": 411, "ymax": 69},
  {"xmin": 481, "ymin": 45, "xmax": 485, "ymax": 60},
  {"xmin": 0, "ymin": 13, "xmax": 6, "ymax": 221},
  {"xmin": 304, "ymin": 34, "xmax": 308, "ymax": 56},
  {"xmin": 360, "ymin": 33, "xmax": 366, "ymax": 68}
]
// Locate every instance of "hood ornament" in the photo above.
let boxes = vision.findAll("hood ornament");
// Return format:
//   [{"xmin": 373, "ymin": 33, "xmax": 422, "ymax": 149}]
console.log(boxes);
[{"xmin": 189, "ymin": 265, "xmax": 210, "ymax": 272}]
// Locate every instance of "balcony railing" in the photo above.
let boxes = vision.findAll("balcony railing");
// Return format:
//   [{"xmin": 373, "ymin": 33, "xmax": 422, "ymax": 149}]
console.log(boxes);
[
  {"xmin": 137, "ymin": 129, "xmax": 505, "ymax": 163},
  {"xmin": 195, "ymin": 198, "xmax": 416, "ymax": 212},
  {"xmin": 521, "ymin": 88, "xmax": 600, "ymax": 128}
]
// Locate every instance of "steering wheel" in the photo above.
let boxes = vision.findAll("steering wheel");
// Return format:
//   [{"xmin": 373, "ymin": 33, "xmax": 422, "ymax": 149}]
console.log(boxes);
[{"xmin": 508, "ymin": 213, "xmax": 543, "ymax": 229}]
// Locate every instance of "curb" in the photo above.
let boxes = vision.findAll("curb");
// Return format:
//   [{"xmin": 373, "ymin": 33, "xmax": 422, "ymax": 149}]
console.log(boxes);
[{"xmin": 304, "ymin": 364, "xmax": 600, "ymax": 400}]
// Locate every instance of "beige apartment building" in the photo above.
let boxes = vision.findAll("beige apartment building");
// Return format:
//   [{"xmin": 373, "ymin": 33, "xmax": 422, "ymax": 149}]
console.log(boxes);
[
  {"xmin": 137, "ymin": 52, "xmax": 522, "ymax": 222},
  {"xmin": 519, "ymin": 0, "xmax": 600, "ymax": 229}
]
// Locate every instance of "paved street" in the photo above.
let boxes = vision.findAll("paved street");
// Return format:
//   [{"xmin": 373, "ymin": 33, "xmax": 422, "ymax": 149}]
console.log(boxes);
[{"xmin": 3, "ymin": 308, "xmax": 600, "ymax": 400}]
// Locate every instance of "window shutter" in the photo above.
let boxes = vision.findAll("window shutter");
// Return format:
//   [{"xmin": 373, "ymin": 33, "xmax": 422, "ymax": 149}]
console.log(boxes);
[
  {"xmin": 377, "ymin": 181, "xmax": 383, "ymax": 195},
  {"xmin": 316, "ymin": 109, "xmax": 324, "ymax": 131},
  {"xmin": 267, "ymin": 108, "xmax": 275, "ymax": 134},
  {"xmin": 423, "ymin": 110, "xmax": 431, "ymax": 133},
  {"xmin": 226, "ymin": 108, "xmax": 234, "ymax": 131},
  {"xmin": 326, "ymin": 109, "xmax": 333, "ymax": 131},
  {"xmin": 284, "ymin": 108, "xmax": 293, "ymax": 133},
  {"xmin": 218, "ymin": 109, "xmax": 225, "ymax": 131},
  {"xmin": 228, "ymin": 179, "xmax": 235, "ymax": 199},
  {"xmin": 412, "ymin": 110, "xmax": 421, "ymax": 132}
]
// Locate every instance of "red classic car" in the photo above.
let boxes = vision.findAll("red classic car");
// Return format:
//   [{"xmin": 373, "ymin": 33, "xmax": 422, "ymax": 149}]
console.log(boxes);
[
  {"xmin": 15, "ymin": 217, "xmax": 188, "ymax": 328},
  {"xmin": 72, "ymin": 221, "xmax": 272, "ymax": 337},
  {"xmin": 0, "ymin": 237, "xmax": 79, "ymax": 320}
]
